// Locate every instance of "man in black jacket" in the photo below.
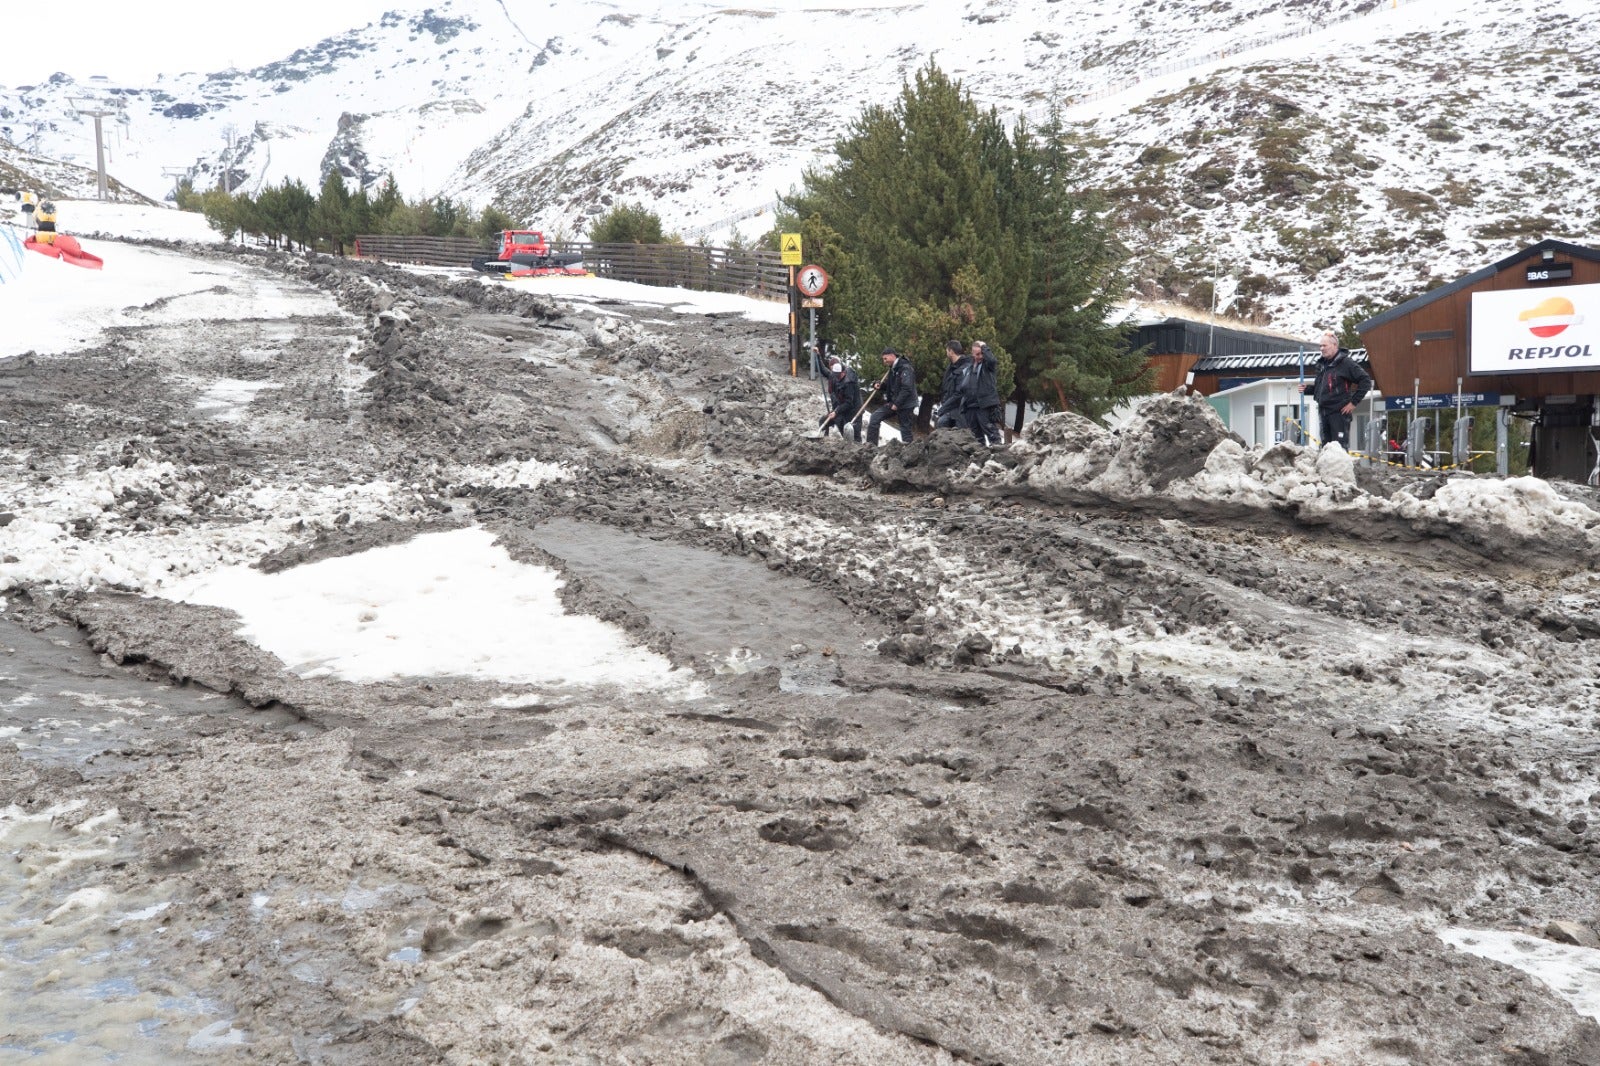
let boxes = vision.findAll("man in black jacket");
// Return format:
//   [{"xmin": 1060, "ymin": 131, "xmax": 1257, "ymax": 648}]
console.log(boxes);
[
  {"xmin": 866, "ymin": 348, "xmax": 918, "ymax": 445},
  {"xmin": 963, "ymin": 340, "xmax": 1003, "ymax": 446},
  {"xmin": 819, "ymin": 358, "xmax": 861, "ymax": 439},
  {"xmin": 1299, "ymin": 331, "xmax": 1372, "ymax": 449},
  {"xmin": 935, "ymin": 340, "xmax": 969, "ymax": 430}
]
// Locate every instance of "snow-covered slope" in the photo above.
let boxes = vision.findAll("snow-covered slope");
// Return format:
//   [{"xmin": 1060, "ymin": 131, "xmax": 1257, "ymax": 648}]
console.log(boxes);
[
  {"xmin": 0, "ymin": 3, "xmax": 537, "ymax": 211},
  {"xmin": 3, "ymin": 0, "xmax": 1594, "ymax": 334},
  {"xmin": 1072, "ymin": 0, "xmax": 1600, "ymax": 329}
]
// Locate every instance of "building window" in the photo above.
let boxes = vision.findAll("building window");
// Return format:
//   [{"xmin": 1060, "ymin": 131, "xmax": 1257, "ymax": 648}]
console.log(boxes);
[
  {"xmin": 1253, "ymin": 404, "xmax": 1266, "ymax": 446},
  {"xmin": 1275, "ymin": 404, "xmax": 1303, "ymax": 445}
]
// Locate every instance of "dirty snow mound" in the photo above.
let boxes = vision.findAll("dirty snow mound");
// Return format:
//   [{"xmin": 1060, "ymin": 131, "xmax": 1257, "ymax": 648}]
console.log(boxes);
[{"xmin": 1089, "ymin": 391, "xmax": 1240, "ymax": 495}]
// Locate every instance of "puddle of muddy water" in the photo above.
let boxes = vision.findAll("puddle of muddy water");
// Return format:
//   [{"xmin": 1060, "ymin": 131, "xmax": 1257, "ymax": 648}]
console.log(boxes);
[
  {"xmin": 0, "ymin": 613, "xmax": 310, "ymax": 772},
  {"xmin": 530, "ymin": 518, "xmax": 872, "ymax": 689},
  {"xmin": 0, "ymin": 613, "xmax": 309, "ymax": 1061},
  {"xmin": 0, "ymin": 806, "xmax": 241, "ymax": 1063}
]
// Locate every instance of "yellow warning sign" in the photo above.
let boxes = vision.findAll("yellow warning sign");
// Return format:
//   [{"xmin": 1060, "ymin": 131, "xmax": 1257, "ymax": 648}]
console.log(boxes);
[{"xmin": 780, "ymin": 232, "xmax": 803, "ymax": 266}]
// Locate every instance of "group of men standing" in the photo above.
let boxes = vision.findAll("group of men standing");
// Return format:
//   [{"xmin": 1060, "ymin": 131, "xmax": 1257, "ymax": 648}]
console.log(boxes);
[{"xmin": 818, "ymin": 340, "xmax": 1003, "ymax": 447}]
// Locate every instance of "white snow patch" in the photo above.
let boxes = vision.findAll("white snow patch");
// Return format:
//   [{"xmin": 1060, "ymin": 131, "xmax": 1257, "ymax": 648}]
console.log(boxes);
[
  {"xmin": 1441, "ymin": 927, "xmax": 1600, "ymax": 1022},
  {"xmin": 187, "ymin": 1020, "xmax": 250, "ymax": 1051},
  {"xmin": 45, "ymin": 886, "xmax": 111, "ymax": 923},
  {"xmin": 158, "ymin": 526, "xmax": 688, "ymax": 689},
  {"xmin": 0, "ymin": 240, "xmax": 343, "ymax": 359},
  {"xmin": 0, "ymin": 458, "xmax": 407, "ymax": 594},
  {"xmin": 195, "ymin": 378, "xmax": 282, "ymax": 421},
  {"xmin": 452, "ymin": 458, "xmax": 571, "ymax": 490},
  {"xmin": 493, "ymin": 272, "xmax": 789, "ymax": 325}
]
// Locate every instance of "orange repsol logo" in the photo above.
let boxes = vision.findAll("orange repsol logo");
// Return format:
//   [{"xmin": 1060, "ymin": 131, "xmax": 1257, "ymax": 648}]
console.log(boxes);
[
  {"xmin": 1506, "ymin": 344, "xmax": 1593, "ymax": 360},
  {"xmin": 1518, "ymin": 296, "xmax": 1583, "ymax": 338}
]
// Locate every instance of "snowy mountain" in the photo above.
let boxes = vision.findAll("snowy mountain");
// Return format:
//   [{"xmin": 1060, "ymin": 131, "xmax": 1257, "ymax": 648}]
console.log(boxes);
[{"xmin": 2, "ymin": 0, "xmax": 1595, "ymax": 333}]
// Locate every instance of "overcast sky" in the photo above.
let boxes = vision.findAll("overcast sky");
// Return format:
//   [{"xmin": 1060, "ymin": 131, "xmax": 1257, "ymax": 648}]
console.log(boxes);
[{"xmin": 10, "ymin": 1, "xmax": 398, "ymax": 86}]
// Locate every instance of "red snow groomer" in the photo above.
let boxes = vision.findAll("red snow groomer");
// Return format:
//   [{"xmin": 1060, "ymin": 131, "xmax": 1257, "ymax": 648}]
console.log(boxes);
[{"xmin": 471, "ymin": 230, "xmax": 586, "ymax": 277}]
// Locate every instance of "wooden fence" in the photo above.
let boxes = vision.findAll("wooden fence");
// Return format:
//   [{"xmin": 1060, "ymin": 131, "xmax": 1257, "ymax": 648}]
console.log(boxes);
[
  {"xmin": 352, "ymin": 234, "xmax": 789, "ymax": 299},
  {"xmin": 350, "ymin": 234, "xmax": 488, "ymax": 267}
]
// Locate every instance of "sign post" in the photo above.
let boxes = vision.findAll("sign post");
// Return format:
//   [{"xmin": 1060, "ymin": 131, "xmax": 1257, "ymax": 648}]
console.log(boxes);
[
  {"xmin": 781, "ymin": 234, "xmax": 803, "ymax": 376},
  {"xmin": 808, "ymin": 308, "xmax": 818, "ymax": 378},
  {"xmin": 1296, "ymin": 345, "xmax": 1306, "ymax": 444},
  {"xmin": 796, "ymin": 264, "xmax": 829, "ymax": 379}
]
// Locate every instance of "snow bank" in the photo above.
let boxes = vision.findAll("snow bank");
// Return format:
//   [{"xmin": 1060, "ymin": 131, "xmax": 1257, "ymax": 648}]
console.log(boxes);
[
  {"xmin": 493, "ymin": 273, "xmax": 788, "ymax": 325},
  {"xmin": 0, "ymin": 242, "xmax": 339, "ymax": 359},
  {"xmin": 1008, "ymin": 391, "xmax": 1600, "ymax": 559},
  {"xmin": 1392, "ymin": 476, "xmax": 1600, "ymax": 547},
  {"xmin": 60, "ymin": 201, "xmax": 224, "ymax": 244}
]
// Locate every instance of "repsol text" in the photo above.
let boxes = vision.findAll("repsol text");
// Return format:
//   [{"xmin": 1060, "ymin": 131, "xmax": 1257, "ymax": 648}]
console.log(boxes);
[{"xmin": 1506, "ymin": 344, "xmax": 1594, "ymax": 360}]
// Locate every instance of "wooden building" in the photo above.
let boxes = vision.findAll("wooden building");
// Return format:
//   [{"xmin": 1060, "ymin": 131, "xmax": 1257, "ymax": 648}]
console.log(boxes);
[
  {"xmin": 1357, "ymin": 239, "xmax": 1600, "ymax": 481},
  {"xmin": 1187, "ymin": 347, "xmax": 1370, "ymax": 399},
  {"xmin": 1128, "ymin": 306, "xmax": 1300, "ymax": 393}
]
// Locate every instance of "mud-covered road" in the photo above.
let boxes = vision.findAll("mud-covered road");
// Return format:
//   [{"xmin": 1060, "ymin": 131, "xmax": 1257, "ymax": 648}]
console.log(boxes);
[{"xmin": 5, "ymin": 244, "xmax": 1600, "ymax": 1065}]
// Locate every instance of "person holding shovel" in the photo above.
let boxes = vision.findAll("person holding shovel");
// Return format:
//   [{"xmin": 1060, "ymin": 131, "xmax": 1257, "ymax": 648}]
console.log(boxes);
[
  {"xmin": 818, "ymin": 358, "xmax": 861, "ymax": 440},
  {"xmin": 865, "ymin": 348, "xmax": 917, "ymax": 445}
]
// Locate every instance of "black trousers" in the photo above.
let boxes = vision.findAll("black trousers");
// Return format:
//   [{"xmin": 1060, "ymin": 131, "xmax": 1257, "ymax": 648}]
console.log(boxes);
[
  {"xmin": 867, "ymin": 405, "xmax": 914, "ymax": 444},
  {"xmin": 1318, "ymin": 407, "xmax": 1353, "ymax": 448},
  {"xmin": 966, "ymin": 405, "xmax": 1002, "ymax": 445}
]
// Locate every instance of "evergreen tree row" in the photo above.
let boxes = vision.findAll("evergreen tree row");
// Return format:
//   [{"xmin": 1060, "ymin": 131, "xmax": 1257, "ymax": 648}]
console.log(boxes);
[
  {"xmin": 176, "ymin": 173, "xmax": 517, "ymax": 253},
  {"xmin": 780, "ymin": 61, "xmax": 1151, "ymax": 426}
]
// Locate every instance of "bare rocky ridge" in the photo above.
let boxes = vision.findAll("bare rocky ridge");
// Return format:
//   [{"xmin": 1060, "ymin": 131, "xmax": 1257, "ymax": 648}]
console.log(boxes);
[{"xmin": 4, "ymin": 245, "xmax": 1600, "ymax": 1064}]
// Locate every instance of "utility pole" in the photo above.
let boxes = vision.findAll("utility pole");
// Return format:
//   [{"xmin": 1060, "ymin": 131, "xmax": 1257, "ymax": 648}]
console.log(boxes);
[{"xmin": 69, "ymin": 96, "xmax": 125, "ymax": 201}]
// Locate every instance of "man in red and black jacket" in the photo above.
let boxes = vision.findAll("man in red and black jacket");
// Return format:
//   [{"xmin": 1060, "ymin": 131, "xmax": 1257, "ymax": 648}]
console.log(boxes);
[{"xmin": 1300, "ymin": 331, "xmax": 1372, "ymax": 449}]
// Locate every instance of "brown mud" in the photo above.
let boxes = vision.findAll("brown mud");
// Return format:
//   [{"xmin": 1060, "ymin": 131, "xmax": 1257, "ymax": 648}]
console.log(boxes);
[{"xmin": 4, "ymin": 243, "xmax": 1600, "ymax": 1064}]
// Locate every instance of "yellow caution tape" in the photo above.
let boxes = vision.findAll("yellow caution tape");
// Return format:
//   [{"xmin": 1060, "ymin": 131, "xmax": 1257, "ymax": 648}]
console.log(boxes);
[{"xmin": 1280, "ymin": 417, "xmax": 1486, "ymax": 472}]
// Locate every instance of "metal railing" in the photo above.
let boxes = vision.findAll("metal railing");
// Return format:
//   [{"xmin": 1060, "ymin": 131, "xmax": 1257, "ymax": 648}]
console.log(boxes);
[{"xmin": 352, "ymin": 235, "xmax": 789, "ymax": 298}]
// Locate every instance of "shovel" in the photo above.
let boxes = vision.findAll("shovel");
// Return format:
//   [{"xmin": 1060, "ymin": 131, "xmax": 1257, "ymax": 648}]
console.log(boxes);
[{"xmin": 807, "ymin": 381, "xmax": 880, "ymax": 440}]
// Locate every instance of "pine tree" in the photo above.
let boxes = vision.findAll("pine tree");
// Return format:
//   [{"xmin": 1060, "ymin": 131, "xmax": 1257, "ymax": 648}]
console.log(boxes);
[
  {"xmin": 371, "ymin": 175, "xmax": 403, "ymax": 230},
  {"xmin": 589, "ymin": 202, "xmax": 669, "ymax": 244},
  {"xmin": 345, "ymin": 188, "xmax": 373, "ymax": 250},
  {"xmin": 1009, "ymin": 111, "xmax": 1149, "ymax": 425},
  {"xmin": 198, "ymin": 188, "xmax": 241, "ymax": 241},
  {"xmin": 316, "ymin": 171, "xmax": 351, "ymax": 255},
  {"xmin": 280, "ymin": 179, "xmax": 316, "ymax": 251},
  {"xmin": 784, "ymin": 61, "xmax": 1027, "ymax": 420},
  {"xmin": 254, "ymin": 185, "xmax": 285, "ymax": 247},
  {"xmin": 430, "ymin": 196, "xmax": 467, "ymax": 237},
  {"xmin": 473, "ymin": 205, "xmax": 516, "ymax": 241}
]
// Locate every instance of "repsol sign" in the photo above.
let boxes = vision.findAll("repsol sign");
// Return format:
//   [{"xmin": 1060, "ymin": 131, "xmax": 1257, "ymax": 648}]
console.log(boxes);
[
  {"xmin": 1506, "ymin": 344, "xmax": 1594, "ymax": 361},
  {"xmin": 1471, "ymin": 282, "xmax": 1600, "ymax": 374}
]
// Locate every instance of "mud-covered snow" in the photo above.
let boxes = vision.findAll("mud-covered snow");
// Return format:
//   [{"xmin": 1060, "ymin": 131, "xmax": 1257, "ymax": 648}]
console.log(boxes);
[{"xmin": 4, "ymin": 217, "xmax": 1600, "ymax": 1064}]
